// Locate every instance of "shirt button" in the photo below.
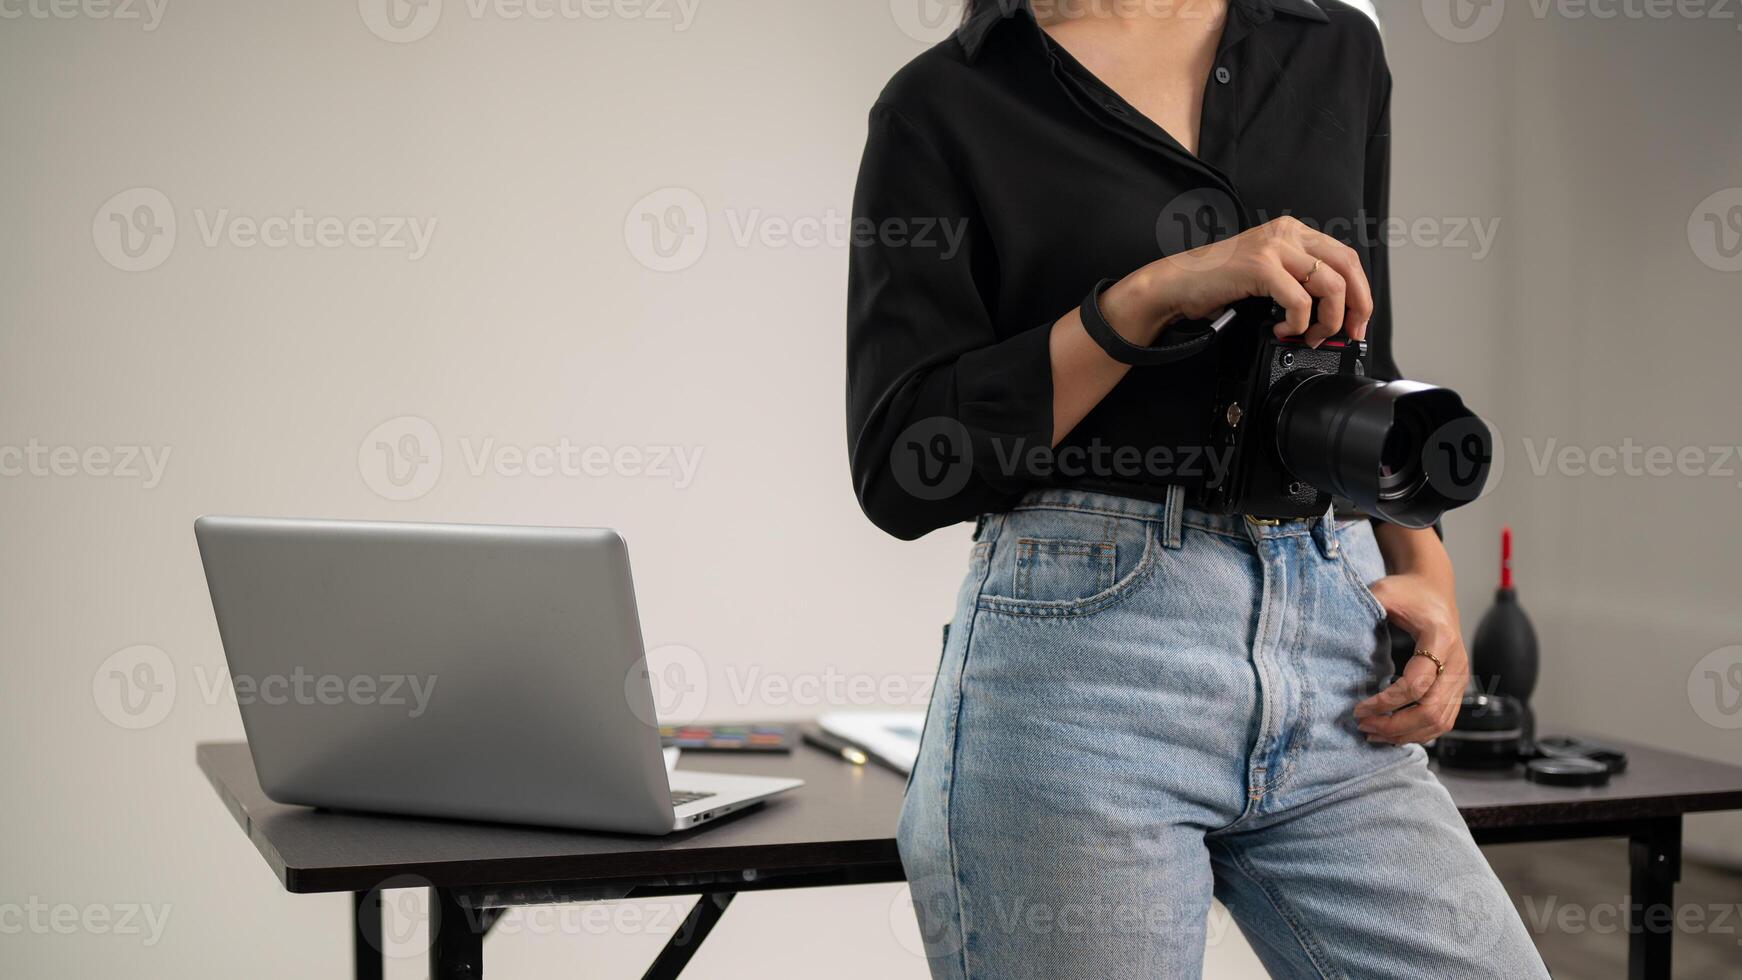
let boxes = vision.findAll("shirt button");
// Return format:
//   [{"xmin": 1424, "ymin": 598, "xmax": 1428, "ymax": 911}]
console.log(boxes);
[{"xmin": 1215, "ymin": 66, "xmax": 1232, "ymax": 84}]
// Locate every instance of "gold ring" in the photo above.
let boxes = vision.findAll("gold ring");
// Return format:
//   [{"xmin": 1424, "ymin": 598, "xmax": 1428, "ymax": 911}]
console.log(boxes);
[
  {"xmin": 1303, "ymin": 257, "xmax": 1321, "ymax": 287},
  {"xmin": 1411, "ymin": 649, "xmax": 1445, "ymax": 676}
]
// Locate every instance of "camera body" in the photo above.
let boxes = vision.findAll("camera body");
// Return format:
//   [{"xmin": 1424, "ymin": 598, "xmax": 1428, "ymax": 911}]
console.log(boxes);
[
  {"xmin": 1198, "ymin": 305, "xmax": 1369, "ymax": 520},
  {"xmin": 1191, "ymin": 299, "xmax": 1491, "ymax": 528}
]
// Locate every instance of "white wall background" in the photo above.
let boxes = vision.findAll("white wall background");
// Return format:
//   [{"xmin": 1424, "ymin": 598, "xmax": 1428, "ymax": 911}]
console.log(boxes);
[
  {"xmin": 1472, "ymin": 4, "xmax": 1742, "ymax": 865},
  {"xmin": 1, "ymin": 1, "xmax": 1736, "ymax": 977},
  {"xmin": 1385, "ymin": 0, "xmax": 1742, "ymax": 868}
]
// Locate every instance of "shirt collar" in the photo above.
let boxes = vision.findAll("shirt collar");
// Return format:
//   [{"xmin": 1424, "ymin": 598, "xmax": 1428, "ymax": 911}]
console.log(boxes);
[
  {"xmin": 957, "ymin": 0, "xmax": 1329, "ymax": 63},
  {"xmin": 1267, "ymin": 0, "xmax": 1332, "ymax": 22}
]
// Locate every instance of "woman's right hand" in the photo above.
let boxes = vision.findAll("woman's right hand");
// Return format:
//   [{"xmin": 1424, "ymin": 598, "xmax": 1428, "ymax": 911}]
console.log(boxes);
[
  {"xmin": 1049, "ymin": 217, "xmax": 1376, "ymax": 448},
  {"xmin": 1100, "ymin": 216, "xmax": 1374, "ymax": 351}
]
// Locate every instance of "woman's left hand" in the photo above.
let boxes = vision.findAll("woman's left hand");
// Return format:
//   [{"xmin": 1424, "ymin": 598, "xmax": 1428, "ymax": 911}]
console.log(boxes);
[{"xmin": 1352, "ymin": 571, "xmax": 1469, "ymax": 745}]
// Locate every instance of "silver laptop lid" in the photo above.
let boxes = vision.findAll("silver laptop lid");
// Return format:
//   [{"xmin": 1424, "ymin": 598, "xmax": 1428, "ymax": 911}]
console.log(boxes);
[{"xmin": 194, "ymin": 516, "xmax": 676, "ymax": 834}]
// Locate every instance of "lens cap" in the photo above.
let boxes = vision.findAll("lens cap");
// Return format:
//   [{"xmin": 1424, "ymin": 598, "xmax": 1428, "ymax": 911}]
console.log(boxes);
[
  {"xmin": 1525, "ymin": 756, "xmax": 1611, "ymax": 787},
  {"xmin": 1536, "ymin": 736, "xmax": 1630, "ymax": 774}
]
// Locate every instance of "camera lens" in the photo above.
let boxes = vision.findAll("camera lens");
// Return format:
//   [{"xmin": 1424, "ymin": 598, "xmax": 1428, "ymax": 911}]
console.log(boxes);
[
  {"xmin": 1376, "ymin": 408, "xmax": 1427, "ymax": 501},
  {"xmin": 1271, "ymin": 373, "xmax": 1491, "ymax": 528}
]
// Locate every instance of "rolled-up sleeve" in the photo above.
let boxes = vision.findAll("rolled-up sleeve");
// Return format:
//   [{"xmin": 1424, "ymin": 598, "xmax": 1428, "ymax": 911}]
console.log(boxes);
[{"xmin": 846, "ymin": 102, "xmax": 1055, "ymax": 540}]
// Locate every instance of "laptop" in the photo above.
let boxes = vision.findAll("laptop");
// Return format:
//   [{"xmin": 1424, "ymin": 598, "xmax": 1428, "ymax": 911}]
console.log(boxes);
[{"xmin": 194, "ymin": 516, "xmax": 801, "ymax": 835}]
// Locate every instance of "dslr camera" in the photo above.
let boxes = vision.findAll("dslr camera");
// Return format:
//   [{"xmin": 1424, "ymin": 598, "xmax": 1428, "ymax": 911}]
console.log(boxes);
[{"xmin": 1193, "ymin": 299, "xmax": 1493, "ymax": 528}]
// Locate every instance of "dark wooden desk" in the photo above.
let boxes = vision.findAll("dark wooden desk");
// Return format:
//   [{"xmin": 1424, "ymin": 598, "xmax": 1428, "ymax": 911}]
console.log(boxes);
[{"xmin": 198, "ymin": 737, "xmax": 1742, "ymax": 980}]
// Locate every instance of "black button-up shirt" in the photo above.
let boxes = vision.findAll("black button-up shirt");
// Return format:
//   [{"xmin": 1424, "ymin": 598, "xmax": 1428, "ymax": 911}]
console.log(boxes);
[{"xmin": 846, "ymin": 0, "xmax": 1396, "ymax": 539}]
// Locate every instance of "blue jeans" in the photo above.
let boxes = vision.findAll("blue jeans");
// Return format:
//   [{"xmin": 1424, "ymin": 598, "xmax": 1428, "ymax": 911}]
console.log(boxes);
[{"xmin": 897, "ymin": 488, "xmax": 1549, "ymax": 979}]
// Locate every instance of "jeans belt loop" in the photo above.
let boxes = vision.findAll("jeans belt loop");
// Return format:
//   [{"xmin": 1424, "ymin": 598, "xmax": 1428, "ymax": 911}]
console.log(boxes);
[
  {"xmin": 1311, "ymin": 504, "xmax": 1339, "ymax": 560},
  {"xmin": 1161, "ymin": 485, "xmax": 1185, "ymax": 551}
]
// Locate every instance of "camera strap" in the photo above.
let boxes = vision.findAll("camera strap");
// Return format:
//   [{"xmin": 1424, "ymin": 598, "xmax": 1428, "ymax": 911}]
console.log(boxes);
[{"xmin": 1079, "ymin": 278, "xmax": 1236, "ymax": 366}]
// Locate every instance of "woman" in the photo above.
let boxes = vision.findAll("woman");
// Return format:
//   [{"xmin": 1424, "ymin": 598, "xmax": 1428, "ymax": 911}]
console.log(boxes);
[{"xmin": 846, "ymin": 2, "xmax": 1549, "ymax": 977}]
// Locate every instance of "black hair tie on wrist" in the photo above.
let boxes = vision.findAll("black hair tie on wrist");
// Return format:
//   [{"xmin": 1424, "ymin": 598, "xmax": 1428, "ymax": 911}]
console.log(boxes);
[{"xmin": 1079, "ymin": 277, "xmax": 1216, "ymax": 367}]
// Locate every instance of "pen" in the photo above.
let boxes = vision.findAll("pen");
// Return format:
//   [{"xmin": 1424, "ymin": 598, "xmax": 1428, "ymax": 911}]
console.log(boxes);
[{"xmin": 801, "ymin": 728, "xmax": 868, "ymax": 766}]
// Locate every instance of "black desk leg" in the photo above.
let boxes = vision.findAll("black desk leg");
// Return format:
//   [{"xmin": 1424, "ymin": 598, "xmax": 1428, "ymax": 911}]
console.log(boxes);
[
  {"xmin": 641, "ymin": 892, "xmax": 736, "ymax": 980},
  {"xmin": 430, "ymin": 887, "xmax": 487, "ymax": 980},
  {"xmin": 353, "ymin": 891, "xmax": 384, "ymax": 980},
  {"xmin": 1627, "ymin": 816, "xmax": 1681, "ymax": 980}
]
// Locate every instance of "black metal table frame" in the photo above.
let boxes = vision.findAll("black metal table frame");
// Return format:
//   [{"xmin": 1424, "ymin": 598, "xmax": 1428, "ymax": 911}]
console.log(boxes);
[{"xmin": 349, "ymin": 816, "xmax": 1682, "ymax": 980}]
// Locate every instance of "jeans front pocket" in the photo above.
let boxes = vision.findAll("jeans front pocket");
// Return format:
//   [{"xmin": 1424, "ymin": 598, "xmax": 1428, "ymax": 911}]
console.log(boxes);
[
  {"xmin": 976, "ymin": 508, "xmax": 1157, "ymax": 619},
  {"xmin": 1337, "ymin": 519, "xmax": 1389, "ymax": 624},
  {"xmin": 1014, "ymin": 537, "xmax": 1116, "ymax": 602}
]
